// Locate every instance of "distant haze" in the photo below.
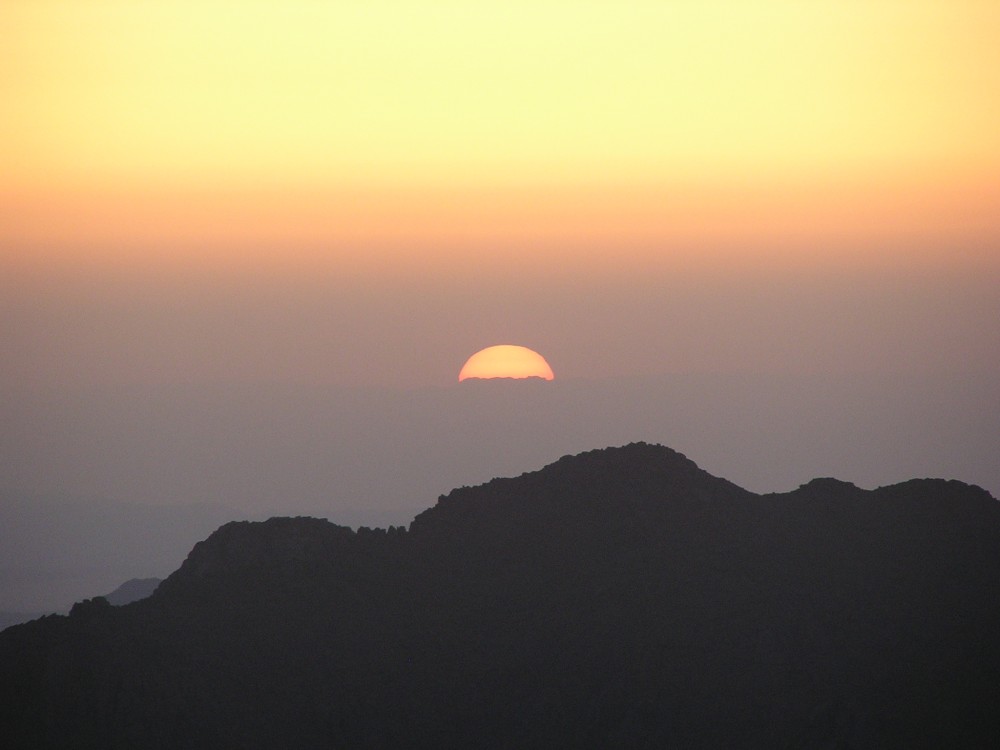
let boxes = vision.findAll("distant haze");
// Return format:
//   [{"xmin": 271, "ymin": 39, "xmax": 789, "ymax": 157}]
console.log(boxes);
[
  {"xmin": 5, "ymin": 264, "xmax": 997, "ymax": 389},
  {"xmin": 4, "ymin": 367, "xmax": 998, "ymax": 611}
]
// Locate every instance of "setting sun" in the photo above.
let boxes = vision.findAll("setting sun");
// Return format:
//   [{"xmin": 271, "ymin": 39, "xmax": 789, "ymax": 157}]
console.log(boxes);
[{"xmin": 458, "ymin": 345, "xmax": 555, "ymax": 382}]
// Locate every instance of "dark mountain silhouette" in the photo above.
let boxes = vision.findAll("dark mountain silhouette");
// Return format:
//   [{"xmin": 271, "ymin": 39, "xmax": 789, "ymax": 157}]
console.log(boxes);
[{"xmin": 2, "ymin": 443, "xmax": 999, "ymax": 748}]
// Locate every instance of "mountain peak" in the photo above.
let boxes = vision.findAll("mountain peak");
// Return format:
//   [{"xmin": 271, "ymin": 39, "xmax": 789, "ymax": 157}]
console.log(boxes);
[
  {"xmin": 438, "ymin": 442, "xmax": 733, "ymax": 500},
  {"xmin": 796, "ymin": 476, "xmax": 861, "ymax": 495},
  {"xmin": 538, "ymin": 441, "xmax": 704, "ymax": 480},
  {"xmin": 158, "ymin": 517, "xmax": 354, "ymax": 591},
  {"xmin": 410, "ymin": 443, "xmax": 751, "ymax": 543}
]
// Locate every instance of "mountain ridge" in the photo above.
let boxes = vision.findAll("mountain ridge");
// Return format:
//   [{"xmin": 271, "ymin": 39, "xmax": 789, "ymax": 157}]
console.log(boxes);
[{"xmin": 2, "ymin": 442, "xmax": 999, "ymax": 748}]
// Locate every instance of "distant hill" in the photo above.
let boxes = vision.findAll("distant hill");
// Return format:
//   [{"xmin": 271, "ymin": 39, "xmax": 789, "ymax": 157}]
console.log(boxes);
[
  {"xmin": 0, "ymin": 578, "xmax": 162, "ymax": 633},
  {"xmin": 2, "ymin": 443, "xmax": 999, "ymax": 748},
  {"xmin": 103, "ymin": 577, "xmax": 161, "ymax": 606},
  {"xmin": 0, "ymin": 494, "xmax": 254, "ymax": 613}
]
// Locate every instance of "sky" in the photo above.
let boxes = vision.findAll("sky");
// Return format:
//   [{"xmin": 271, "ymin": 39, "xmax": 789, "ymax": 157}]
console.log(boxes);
[
  {"xmin": 4, "ymin": 0, "xmax": 1000, "ymax": 276},
  {"xmin": 2, "ymin": 1, "xmax": 999, "ymax": 611}
]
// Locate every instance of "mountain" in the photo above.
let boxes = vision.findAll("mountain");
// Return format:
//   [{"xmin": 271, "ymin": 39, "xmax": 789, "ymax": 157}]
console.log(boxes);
[{"xmin": 2, "ymin": 443, "xmax": 999, "ymax": 748}]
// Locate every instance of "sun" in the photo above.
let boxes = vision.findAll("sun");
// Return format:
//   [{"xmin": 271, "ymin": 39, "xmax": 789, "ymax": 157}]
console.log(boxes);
[{"xmin": 458, "ymin": 345, "xmax": 555, "ymax": 382}]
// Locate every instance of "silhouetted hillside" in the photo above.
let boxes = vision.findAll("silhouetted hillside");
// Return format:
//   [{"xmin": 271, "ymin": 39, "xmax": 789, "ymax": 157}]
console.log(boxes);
[{"xmin": 2, "ymin": 443, "xmax": 999, "ymax": 748}]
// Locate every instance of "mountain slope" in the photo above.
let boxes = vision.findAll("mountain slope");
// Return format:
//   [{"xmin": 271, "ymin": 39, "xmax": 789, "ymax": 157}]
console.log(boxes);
[{"xmin": 2, "ymin": 443, "xmax": 999, "ymax": 748}]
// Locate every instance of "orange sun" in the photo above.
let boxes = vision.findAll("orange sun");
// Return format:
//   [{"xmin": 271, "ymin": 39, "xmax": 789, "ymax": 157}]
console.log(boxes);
[{"xmin": 458, "ymin": 345, "xmax": 555, "ymax": 382}]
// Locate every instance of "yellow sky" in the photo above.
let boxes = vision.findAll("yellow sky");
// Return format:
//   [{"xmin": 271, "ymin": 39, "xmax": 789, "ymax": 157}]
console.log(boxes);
[{"xmin": 3, "ymin": 0, "xmax": 999, "ymax": 270}]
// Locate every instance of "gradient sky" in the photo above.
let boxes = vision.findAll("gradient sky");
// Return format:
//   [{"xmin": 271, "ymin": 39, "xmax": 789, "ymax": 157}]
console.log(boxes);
[
  {"xmin": 3, "ymin": 0, "xmax": 998, "ymax": 384},
  {"xmin": 3, "ymin": 1, "xmax": 999, "ymax": 274},
  {"xmin": 3, "ymin": 1, "xmax": 1000, "ymax": 611}
]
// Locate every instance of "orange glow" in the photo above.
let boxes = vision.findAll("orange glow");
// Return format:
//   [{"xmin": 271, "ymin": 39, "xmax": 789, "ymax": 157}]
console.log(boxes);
[
  {"xmin": 459, "ymin": 346, "xmax": 555, "ymax": 382},
  {"xmin": 3, "ymin": 1, "xmax": 1000, "ymax": 274},
  {"xmin": 4, "ymin": 174, "xmax": 998, "ymax": 276}
]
